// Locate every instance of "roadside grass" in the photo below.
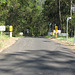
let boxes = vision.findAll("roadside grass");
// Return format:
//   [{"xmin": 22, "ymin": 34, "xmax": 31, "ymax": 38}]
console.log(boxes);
[
  {"xmin": 68, "ymin": 37, "xmax": 74, "ymax": 42},
  {"xmin": 65, "ymin": 42, "xmax": 71, "ymax": 45},
  {"xmin": 0, "ymin": 42, "xmax": 3, "ymax": 48},
  {"xmin": 57, "ymin": 36, "xmax": 74, "ymax": 43},
  {"xmin": 0, "ymin": 35, "xmax": 9, "ymax": 48},
  {"xmin": 45, "ymin": 35, "xmax": 74, "ymax": 45},
  {"xmin": 45, "ymin": 35, "xmax": 55, "ymax": 38},
  {"xmin": 57, "ymin": 37, "xmax": 73, "ymax": 45},
  {"xmin": 57, "ymin": 36, "xmax": 66, "ymax": 41},
  {"xmin": 45, "ymin": 35, "xmax": 50, "ymax": 38}
]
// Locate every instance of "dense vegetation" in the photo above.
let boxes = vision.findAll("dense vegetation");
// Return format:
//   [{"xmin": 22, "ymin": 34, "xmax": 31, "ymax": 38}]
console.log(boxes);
[{"xmin": 0, "ymin": 0, "xmax": 75, "ymax": 37}]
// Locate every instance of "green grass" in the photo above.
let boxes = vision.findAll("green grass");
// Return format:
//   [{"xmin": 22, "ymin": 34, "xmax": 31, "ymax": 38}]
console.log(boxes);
[
  {"xmin": 45, "ymin": 35, "xmax": 50, "ymax": 38},
  {"xmin": 45, "ymin": 35, "xmax": 55, "ymax": 38},
  {"xmin": 45, "ymin": 35, "xmax": 74, "ymax": 44},
  {"xmin": 0, "ymin": 35, "xmax": 10, "ymax": 48},
  {"xmin": 57, "ymin": 36, "xmax": 74, "ymax": 43},
  {"xmin": 68, "ymin": 37, "xmax": 74, "ymax": 42},
  {"xmin": 57, "ymin": 36, "xmax": 66, "ymax": 41},
  {"xmin": 0, "ymin": 35, "xmax": 9, "ymax": 39},
  {"xmin": 65, "ymin": 42, "xmax": 71, "ymax": 45},
  {"xmin": 0, "ymin": 42, "xmax": 3, "ymax": 48}
]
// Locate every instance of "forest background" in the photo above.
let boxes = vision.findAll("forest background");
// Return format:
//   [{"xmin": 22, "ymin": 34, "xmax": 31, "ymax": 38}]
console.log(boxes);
[{"xmin": 0, "ymin": 0, "xmax": 75, "ymax": 37}]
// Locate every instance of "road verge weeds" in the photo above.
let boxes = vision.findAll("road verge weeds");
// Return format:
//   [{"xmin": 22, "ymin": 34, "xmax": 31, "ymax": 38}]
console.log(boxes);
[
  {"xmin": 45, "ymin": 35, "xmax": 75, "ymax": 52},
  {"xmin": 0, "ymin": 35, "xmax": 19, "ymax": 52}
]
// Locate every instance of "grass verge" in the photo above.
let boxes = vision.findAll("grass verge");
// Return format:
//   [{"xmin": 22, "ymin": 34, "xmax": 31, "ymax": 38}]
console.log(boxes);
[
  {"xmin": 0, "ymin": 35, "xmax": 9, "ymax": 48},
  {"xmin": 57, "ymin": 36, "xmax": 74, "ymax": 43},
  {"xmin": 45, "ymin": 35, "xmax": 74, "ymax": 45}
]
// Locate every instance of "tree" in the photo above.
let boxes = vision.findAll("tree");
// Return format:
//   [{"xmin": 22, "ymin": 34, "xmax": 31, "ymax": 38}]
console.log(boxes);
[
  {"xmin": 0, "ymin": 0, "xmax": 74, "ymax": 37},
  {"xmin": 58, "ymin": 0, "xmax": 61, "ymax": 30}
]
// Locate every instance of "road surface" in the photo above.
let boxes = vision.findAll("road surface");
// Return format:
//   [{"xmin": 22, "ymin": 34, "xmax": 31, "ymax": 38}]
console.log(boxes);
[{"xmin": 0, "ymin": 37, "xmax": 75, "ymax": 75}]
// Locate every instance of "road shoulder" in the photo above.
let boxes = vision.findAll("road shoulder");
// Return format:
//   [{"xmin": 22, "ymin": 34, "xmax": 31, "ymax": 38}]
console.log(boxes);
[
  {"xmin": 0, "ymin": 37, "xmax": 19, "ymax": 52},
  {"xmin": 49, "ymin": 38, "xmax": 75, "ymax": 53}
]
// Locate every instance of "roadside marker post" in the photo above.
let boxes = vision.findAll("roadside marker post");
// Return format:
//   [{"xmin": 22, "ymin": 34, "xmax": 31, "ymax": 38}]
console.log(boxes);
[
  {"xmin": 10, "ymin": 31, "xmax": 12, "ymax": 38},
  {"xmin": 9, "ymin": 26, "xmax": 13, "ymax": 37},
  {"xmin": 55, "ymin": 26, "xmax": 58, "ymax": 38}
]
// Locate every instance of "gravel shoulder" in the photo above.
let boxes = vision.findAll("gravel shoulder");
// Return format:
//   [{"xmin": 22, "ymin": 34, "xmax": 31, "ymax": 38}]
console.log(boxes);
[{"xmin": 0, "ymin": 37, "xmax": 19, "ymax": 52}]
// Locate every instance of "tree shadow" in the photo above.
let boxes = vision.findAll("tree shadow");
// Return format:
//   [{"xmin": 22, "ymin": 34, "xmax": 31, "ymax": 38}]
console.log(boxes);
[{"xmin": 0, "ymin": 49, "xmax": 75, "ymax": 75}]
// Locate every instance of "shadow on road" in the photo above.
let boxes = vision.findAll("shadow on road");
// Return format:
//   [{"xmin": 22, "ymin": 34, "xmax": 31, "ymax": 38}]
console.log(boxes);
[{"xmin": 0, "ymin": 50, "xmax": 75, "ymax": 75}]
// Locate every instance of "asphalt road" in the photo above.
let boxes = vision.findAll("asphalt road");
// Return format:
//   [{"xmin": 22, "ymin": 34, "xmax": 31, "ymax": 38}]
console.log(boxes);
[{"xmin": 0, "ymin": 37, "xmax": 75, "ymax": 75}]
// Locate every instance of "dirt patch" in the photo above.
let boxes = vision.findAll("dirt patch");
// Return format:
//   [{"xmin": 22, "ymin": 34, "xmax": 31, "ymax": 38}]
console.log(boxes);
[
  {"xmin": 0, "ymin": 37, "xmax": 19, "ymax": 52},
  {"xmin": 49, "ymin": 38, "xmax": 75, "ymax": 53}
]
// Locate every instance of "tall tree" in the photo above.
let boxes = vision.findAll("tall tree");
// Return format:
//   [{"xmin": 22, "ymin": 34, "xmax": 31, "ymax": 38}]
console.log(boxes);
[{"xmin": 58, "ymin": 0, "xmax": 61, "ymax": 30}]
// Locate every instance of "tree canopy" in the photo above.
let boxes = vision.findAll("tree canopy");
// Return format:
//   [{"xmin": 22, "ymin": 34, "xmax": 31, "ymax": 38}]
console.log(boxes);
[{"xmin": 0, "ymin": 0, "xmax": 75, "ymax": 37}]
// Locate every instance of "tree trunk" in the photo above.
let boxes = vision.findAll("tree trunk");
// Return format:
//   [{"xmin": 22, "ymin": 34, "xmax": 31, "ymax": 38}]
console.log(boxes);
[
  {"xmin": 58, "ymin": 0, "xmax": 61, "ymax": 30},
  {"xmin": 70, "ymin": 0, "xmax": 72, "ymax": 37}
]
